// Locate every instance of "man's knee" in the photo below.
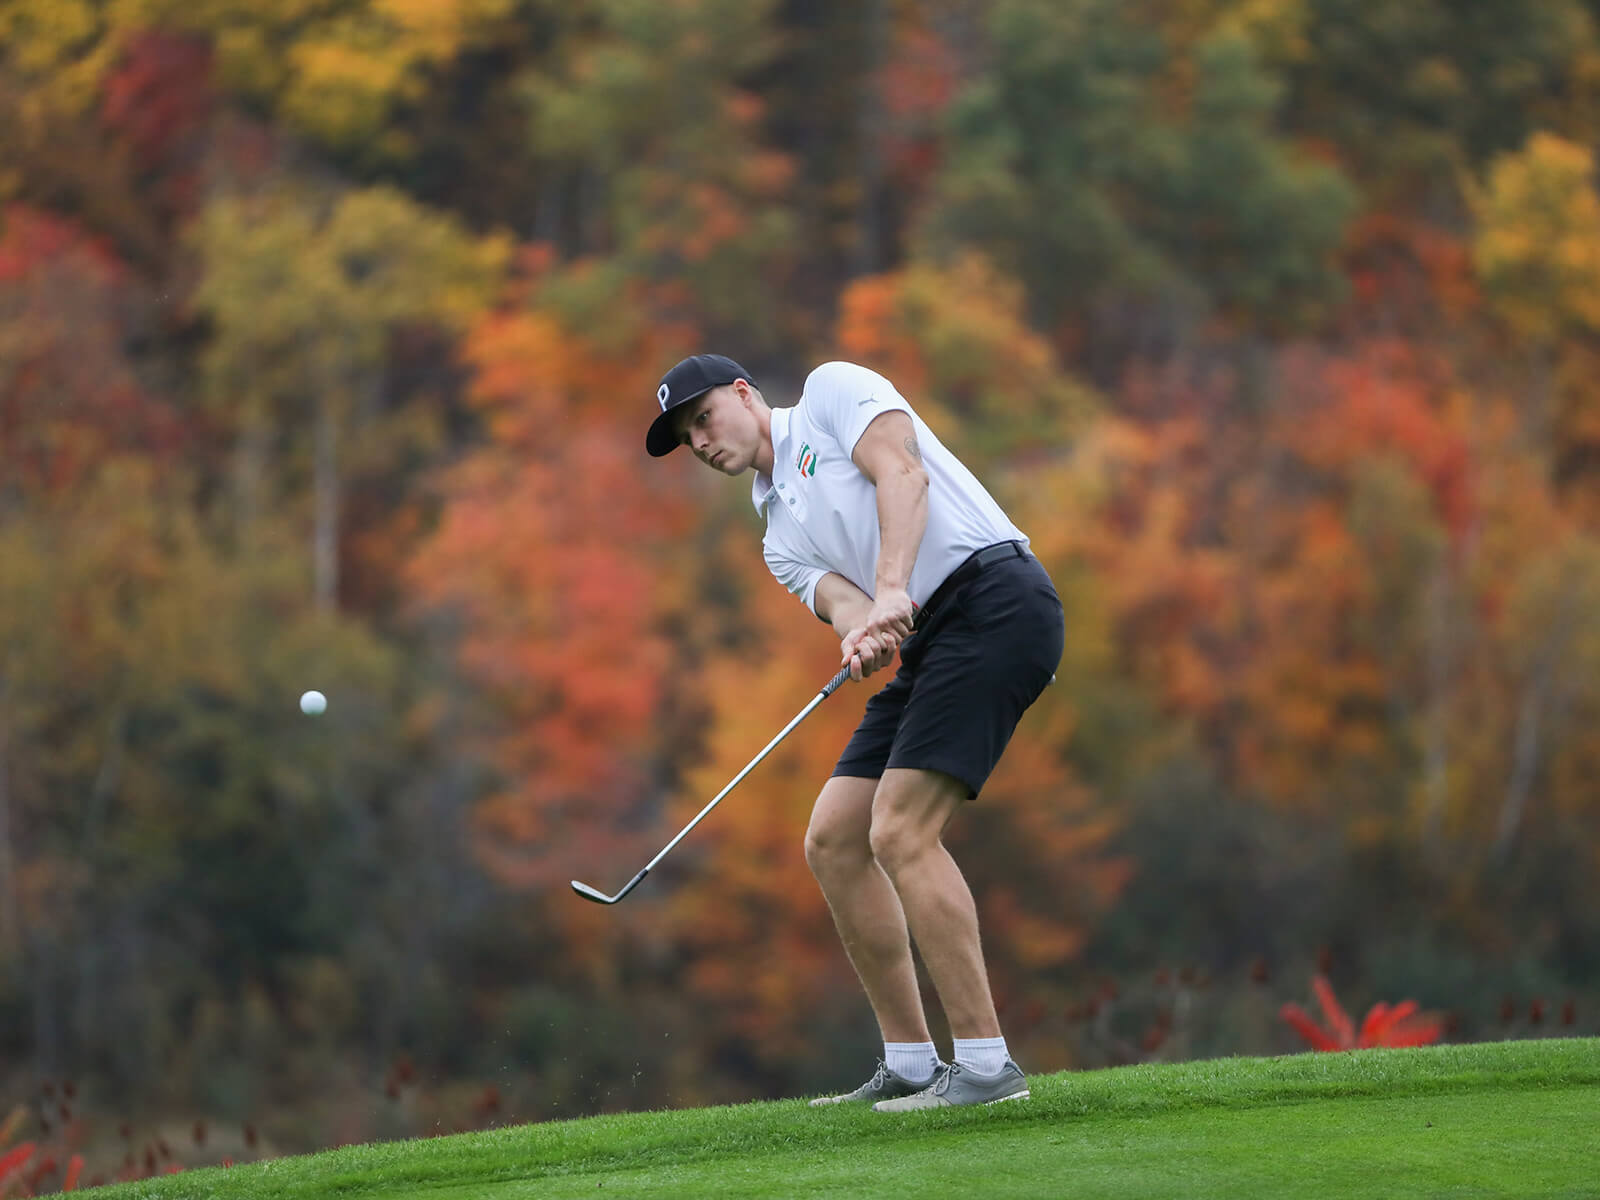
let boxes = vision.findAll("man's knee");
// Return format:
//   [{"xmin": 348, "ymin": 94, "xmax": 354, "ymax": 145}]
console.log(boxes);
[
  {"xmin": 805, "ymin": 779, "xmax": 874, "ymax": 880},
  {"xmin": 866, "ymin": 817, "xmax": 912, "ymax": 878},
  {"xmin": 804, "ymin": 820, "xmax": 846, "ymax": 878},
  {"xmin": 868, "ymin": 769, "xmax": 964, "ymax": 876}
]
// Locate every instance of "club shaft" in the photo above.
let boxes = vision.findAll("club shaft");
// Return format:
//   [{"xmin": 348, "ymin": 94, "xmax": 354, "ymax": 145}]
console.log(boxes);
[{"xmin": 638, "ymin": 666, "xmax": 850, "ymax": 877}]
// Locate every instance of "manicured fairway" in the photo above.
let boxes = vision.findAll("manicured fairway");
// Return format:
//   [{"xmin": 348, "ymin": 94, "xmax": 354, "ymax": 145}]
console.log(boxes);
[{"xmin": 79, "ymin": 1040, "xmax": 1599, "ymax": 1200}]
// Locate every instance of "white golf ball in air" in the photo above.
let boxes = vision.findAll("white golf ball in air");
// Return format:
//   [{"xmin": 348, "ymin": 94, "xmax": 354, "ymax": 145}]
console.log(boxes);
[{"xmin": 300, "ymin": 690, "xmax": 327, "ymax": 716}]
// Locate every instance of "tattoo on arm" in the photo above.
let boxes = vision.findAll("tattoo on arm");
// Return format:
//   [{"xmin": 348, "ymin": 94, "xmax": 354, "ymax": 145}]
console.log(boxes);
[{"xmin": 903, "ymin": 435, "xmax": 923, "ymax": 464}]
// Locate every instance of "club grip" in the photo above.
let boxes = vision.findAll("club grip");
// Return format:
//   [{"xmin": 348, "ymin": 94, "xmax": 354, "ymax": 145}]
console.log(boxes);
[{"xmin": 820, "ymin": 665, "xmax": 852, "ymax": 698}]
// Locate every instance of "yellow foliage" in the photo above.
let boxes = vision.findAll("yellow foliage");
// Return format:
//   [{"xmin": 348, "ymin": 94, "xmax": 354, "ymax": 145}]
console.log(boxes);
[
  {"xmin": 0, "ymin": 0, "xmax": 101, "ymax": 76},
  {"xmin": 375, "ymin": 0, "xmax": 515, "ymax": 51},
  {"xmin": 0, "ymin": 0, "xmax": 516, "ymax": 152},
  {"xmin": 193, "ymin": 183, "xmax": 507, "ymax": 386},
  {"xmin": 1471, "ymin": 132, "xmax": 1600, "ymax": 342},
  {"xmin": 280, "ymin": 0, "xmax": 514, "ymax": 148},
  {"xmin": 0, "ymin": 0, "xmax": 117, "ymax": 116},
  {"xmin": 284, "ymin": 36, "xmax": 414, "ymax": 147}
]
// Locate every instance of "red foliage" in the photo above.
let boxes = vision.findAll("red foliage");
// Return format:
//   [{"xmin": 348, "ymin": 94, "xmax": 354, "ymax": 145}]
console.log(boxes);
[
  {"xmin": 0, "ymin": 1141, "xmax": 85, "ymax": 1196},
  {"xmin": 0, "ymin": 1143, "xmax": 35, "ymax": 1189},
  {"xmin": 1341, "ymin": 213, "xmax": 1479, "ymax": 333},
  {"xmin": 1280, "ymin": 975, "xmax": 1444, "ymax": 1051},
  {"xmin": 1279, "ymin": 341, "xmax": 1474, "ymax": 536},
  {"xmin": 879, "ymin": 22, "xmax": 959, "ymax": 187},
  {"xmin": 100, "ymin": 29, "xmax": 215, "ymax": 211},
  {"xmin": 0, "ymin": 205, "xmax": 185, "ymax": 496}
]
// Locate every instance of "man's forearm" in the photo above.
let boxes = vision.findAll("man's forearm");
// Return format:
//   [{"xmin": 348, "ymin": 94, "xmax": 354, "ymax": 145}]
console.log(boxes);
[
  {"xmin": 815, "ymin": 572, "xmax": 873, "ymax": 638},
  {"xmin": 874, "ymin": 466, "xmax": 929, "ymax": 594}
]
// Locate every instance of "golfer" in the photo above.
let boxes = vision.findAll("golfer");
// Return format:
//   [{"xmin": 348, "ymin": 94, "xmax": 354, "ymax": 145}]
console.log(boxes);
[{"xmin": 647, "ymin": 354, "xmax": 1064, "ymax": 1111}]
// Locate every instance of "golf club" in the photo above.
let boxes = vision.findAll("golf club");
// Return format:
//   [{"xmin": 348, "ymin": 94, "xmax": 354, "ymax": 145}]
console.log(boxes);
[{"xmin": 572, "ymin": 663, "xmax": 854, "ymax": 905}]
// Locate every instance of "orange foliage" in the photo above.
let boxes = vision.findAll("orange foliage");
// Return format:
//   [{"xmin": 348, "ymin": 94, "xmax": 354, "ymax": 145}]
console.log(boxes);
[
  {"xmin": 407, "ymin": 283, "xmax": 702, "ymax": 896},
  {"xmin": 1235, "ymin": 502, "xmax": 1388, "ymax": 800},
  {"xmin": 1067, "ymin": 339, "xmax": 1490, "ymax": 814},
  {"xmin": 835, "ymin": 273, "xmax": 929, "ymax": 401},
  {"xmin": 1067, "ymin": 417, "xmax": 1238, "ymax": 720},
  {"xmin": 1278, "ymin": 341, "xmax": 1474, "ymax": 535}
]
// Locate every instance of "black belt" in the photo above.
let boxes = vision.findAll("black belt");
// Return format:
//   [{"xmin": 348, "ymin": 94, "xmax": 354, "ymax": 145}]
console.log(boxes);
[{"xmin": 913, "ymin": 541, "xmax": 1029, "ymax": 632}]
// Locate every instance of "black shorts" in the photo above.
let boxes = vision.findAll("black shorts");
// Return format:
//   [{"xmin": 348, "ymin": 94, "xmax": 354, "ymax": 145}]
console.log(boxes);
[{"xmin": 832, "ymin": 543, "xmax": 1065, "ymax": 798}]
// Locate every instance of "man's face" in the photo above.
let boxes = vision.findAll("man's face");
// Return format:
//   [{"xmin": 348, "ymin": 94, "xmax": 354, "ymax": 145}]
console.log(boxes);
[{"xmin": 671, "ymin": 382, "xmax": 758, "ymax": 474}]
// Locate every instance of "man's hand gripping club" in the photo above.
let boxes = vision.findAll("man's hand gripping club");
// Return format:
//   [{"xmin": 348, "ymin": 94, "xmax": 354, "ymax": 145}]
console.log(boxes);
[{"xmin": 840, "ymin": 585, "xmax": 916, "ymax": 681}]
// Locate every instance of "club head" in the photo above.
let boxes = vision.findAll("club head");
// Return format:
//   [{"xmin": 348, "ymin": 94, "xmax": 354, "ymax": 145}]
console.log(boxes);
[{"xmin": 571, "ymin": 867, "xmax": 649, "ymax": 906}]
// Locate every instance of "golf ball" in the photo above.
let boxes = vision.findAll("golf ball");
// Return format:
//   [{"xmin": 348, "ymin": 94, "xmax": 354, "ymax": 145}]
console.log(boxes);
[{"xmin": 299, "ymin": 690, "xmax": 327, "ymax": 716}]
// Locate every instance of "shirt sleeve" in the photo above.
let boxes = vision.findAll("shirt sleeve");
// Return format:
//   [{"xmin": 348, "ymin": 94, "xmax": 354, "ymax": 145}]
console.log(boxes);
[
  {"xmin": 764, "ymin": 540, "xmax": 830, "ymax": 619},
  {"xmin": 805, "ymin": 362, "xmax": 915, "ymax": 462}
]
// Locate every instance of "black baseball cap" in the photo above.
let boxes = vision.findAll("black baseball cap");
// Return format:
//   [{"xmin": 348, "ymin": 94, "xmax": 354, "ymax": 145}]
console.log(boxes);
[{"xmin": 646, "ymin": 353, "xmax": 755, "ymax": 457}]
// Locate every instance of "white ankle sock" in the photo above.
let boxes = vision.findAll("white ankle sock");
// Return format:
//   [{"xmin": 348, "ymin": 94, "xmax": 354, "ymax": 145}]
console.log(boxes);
[
  {"xmin": 953, "ymin": 1036, "xmax": 1009, "ymax": 1076},
  {"xmin": 884, "ymin": 1041, "xmax": 939, "ymax": 1083}
]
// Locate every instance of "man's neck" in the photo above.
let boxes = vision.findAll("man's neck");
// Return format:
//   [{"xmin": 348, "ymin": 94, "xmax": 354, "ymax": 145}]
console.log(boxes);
[{"xmin": 753, "ymin": 402, "xmax": 775, "ymax": 476}]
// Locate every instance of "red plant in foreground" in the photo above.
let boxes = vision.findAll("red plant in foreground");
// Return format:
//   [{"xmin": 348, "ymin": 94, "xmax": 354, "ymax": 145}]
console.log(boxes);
[
  {"xmin": 0, "ymin": 1143, "xmax": 35, "ymax": 1194},
  {"xmin": 1280, "ymin": 975, "xmax": 1444, "ymax": 1051},
  {"xmin": 0, "ymin": 1140, "xmax": 86, "ymax": 1197}
]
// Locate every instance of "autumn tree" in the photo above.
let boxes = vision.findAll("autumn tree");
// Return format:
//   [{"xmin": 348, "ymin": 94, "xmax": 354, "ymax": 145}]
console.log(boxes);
[
  {"xmin": 191, "ymin": 184, "xmax": 506, "ymax": 612},
  {"xmin": 1273, "ymin": 0, "xmax": 1599, "ymax": 208},
  {"xmin": 1471, "ymin": 132, "xmax": 1600, "ymax": 522},
  {"xmin": 0, "ymin": 205, "xmax": 181, "ymax": 506},
  {"xmin": 921, "ymin": 0, "xmax": 1355, "ymax": 368}
]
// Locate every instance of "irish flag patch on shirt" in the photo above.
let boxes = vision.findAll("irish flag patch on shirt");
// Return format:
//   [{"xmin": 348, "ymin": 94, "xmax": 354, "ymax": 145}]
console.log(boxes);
[{"xmin": 796, "ymin": 442, "xmax": 818, "ymax": 476}]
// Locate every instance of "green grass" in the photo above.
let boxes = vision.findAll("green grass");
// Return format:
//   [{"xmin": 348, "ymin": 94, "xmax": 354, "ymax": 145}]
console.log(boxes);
[{"xmin": 76, "ymin": 1039, "xmax": 1600, "ymax": 1199}]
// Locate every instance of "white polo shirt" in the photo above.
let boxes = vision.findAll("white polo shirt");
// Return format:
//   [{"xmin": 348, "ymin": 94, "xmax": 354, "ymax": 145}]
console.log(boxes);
[{"xmin": 754, "ymin": 361, "xmax": 1027, "ymax": 618}]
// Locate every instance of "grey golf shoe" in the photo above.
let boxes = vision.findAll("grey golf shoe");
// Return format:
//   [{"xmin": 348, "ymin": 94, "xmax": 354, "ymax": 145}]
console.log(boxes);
[
  {"xmin": 871, "ymin": 1060, "xmax": 1030, "ymax": 1112},
  {"xmin": 808, "ymin": 1060, "xmax": 940, "ymax": 1107}
]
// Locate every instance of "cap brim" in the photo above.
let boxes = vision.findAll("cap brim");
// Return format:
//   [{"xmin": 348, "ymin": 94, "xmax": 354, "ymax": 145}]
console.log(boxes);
[
  {"xmin": 646, "ymin": 408, "xmax": 682, "ymax": 457},
  {"xmin": 646, "ymin": 386, "xmax": 715, "ymax": 457}
]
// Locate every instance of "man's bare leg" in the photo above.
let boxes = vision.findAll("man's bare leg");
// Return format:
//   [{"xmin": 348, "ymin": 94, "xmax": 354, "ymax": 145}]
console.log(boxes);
[
  {"xmin": 867, "ymin": 767, "xmax": 1001, "ymax": 1040},
  {"xmin": 804, "ymin": 775, "xmax": 931, "ymax": 1044}
]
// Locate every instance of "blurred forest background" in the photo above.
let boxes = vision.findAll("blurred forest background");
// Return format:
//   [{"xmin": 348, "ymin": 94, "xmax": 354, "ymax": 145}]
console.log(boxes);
[{"xmin": 4, "ymin": 0, "xmax": 1600, "ymax": 1180}]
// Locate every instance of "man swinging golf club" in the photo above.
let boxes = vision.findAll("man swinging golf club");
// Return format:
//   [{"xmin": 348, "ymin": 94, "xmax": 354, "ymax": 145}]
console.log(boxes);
[{"xmin": 648, "ymin": 355, "xmax": 1064, "ymax": 1112}]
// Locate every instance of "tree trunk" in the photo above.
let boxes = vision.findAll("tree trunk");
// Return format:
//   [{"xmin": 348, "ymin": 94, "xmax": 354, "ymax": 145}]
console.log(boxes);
[
  {"xmin": 84, "ymin": 703, "xmax": 125, "ymax": 853},
  {"xmin": 1420, "ymin": 561, "xmax": 1453, "ymax": 857},
  {"xmin": 314, "ymin": 386, "xmax": 341, "ymax": 615},
  {"xmin": 0, "ymin": 677, "xmax": 18, "ymax": 960},
  {"xmin": 1493, "ymin": 570, "xmax": 1578, "ymax": 862},
  {"xmin": 1494, "ymin": 663, "xmax": 1546, "ymax": 862},
  {"xmin": 234, "ymin": 401, "xmax": 270, "ymax": 545},
  {"xmin": 853, "ymin": 0, "xmax": 889, "ymax": 277}
]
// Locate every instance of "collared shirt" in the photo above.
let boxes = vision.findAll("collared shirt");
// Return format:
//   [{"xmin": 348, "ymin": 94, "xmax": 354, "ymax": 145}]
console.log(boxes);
[{"xmin": 753, "ymin": 361, "xmax": 1026, "ymax": 618}]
